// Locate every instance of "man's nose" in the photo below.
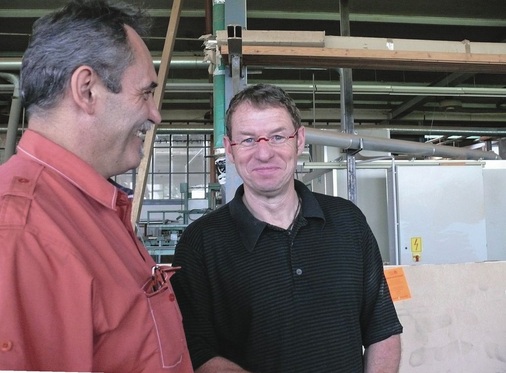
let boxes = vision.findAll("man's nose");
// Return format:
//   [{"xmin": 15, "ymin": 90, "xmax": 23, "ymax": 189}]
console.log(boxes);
[
  {"xmin": 255, "ymin": 137, "xmax": 270, "ymax": 144},
  {"xmin": 254, "ymin": 137, "xmax": 275, "ymax": 158},
  {"xmin": 149, "ymin": 100, "xmax": 162, "ymax": 124}
]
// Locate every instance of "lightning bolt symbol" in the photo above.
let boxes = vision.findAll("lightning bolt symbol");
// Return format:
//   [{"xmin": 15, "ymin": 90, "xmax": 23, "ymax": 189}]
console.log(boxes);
[{"xmin": 414, "ymin": 238, "xmax": 419, "ymax": 251}]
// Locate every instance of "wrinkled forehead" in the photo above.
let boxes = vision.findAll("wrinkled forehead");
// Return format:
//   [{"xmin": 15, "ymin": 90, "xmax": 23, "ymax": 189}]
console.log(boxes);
[
  {"xmin": 125, "ymin": 25, "xmax": 151, "ymax": 62},
  {"xmin": 230, "ymin": 102, "xmax": 295, "ymax": 132},
  {"xmin": 232, "ymin": 100, "xmax": 289, "ymax": 120},
  {"xmin": 124, "ymin": 25, "xmax": 157, "ymax": 80}
]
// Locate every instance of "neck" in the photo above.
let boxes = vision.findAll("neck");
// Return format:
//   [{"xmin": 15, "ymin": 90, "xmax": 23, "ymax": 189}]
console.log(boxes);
[{"xmin": 243, "ymin": 189, "xmax": 300, "ymax": 229}]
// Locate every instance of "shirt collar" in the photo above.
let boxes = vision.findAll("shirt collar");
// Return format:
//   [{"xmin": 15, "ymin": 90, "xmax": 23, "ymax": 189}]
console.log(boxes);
[
  {"xmin": 229, "ymin": 179, "xmax": 325, "ymax": 252},
  {"xmin": 16, "ymin": 129, "xmax": 119, "ymax": 209}
]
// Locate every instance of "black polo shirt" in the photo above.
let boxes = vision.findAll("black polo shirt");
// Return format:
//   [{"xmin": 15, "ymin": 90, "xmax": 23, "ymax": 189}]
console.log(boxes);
[{"xmin": 172, "ymin": 180, "xmax": 402, "ymax": 373}]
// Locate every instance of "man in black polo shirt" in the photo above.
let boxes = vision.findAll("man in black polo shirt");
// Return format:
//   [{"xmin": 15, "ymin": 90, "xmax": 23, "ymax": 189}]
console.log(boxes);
[{"xmin": 172, "ymin": 83, "xmax": 403, "ymax": 373}]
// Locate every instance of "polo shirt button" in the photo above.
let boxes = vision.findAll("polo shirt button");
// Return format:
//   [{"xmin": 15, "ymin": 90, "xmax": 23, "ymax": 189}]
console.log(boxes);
[
  {"xmin": 1, "ymin": 340, "xmax": 13, "ymax": 352},
  {"xmin": 168, "ymin": 293, "xmax": 176, "ymax": 302},
  {"xmin": 295, "ymin": 268, "xmax": 303, "ymax": 276},
  {"xmin": 17, "ymin": 178, "xmax": 29, "ymax": 184}
]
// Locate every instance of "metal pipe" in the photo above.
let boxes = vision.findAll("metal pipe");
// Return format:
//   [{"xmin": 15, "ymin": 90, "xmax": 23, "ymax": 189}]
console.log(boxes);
[
  {"xmin": 3, "ymin": 123, "xmax": 506, "ymax": 138},
  {"xmin": 1, "ymin": 55, "xmax": 505, "ymax": 97},
  {"xmin": 304, "ymin": 127, "xmax": 500, "ymax": 160},
  {"xmin": 0, "ymin": 73, "xmax": 21, "ymax": 162},
  {"xmin": 155, "ymin": 125, "xmax": 213, "ymax": 134},
  {"xmin": 2, "ymin": 80, "xmax": 506, "ymax": 98},
  {"xmin": 280, "ymin": 83, "xmax": 506, "ymax": 98},
  {"xmin": 0, "ymin": 56, "xmax": 210, "ymax": 72},
  {"xmin": 358, "ymin": 125, "xmax": 506, "ymax": 137}
]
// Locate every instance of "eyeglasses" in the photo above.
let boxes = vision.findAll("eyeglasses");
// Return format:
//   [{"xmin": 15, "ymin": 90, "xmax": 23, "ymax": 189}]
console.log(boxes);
[
  {"xmin": 142, "ymin": 265, "xmax": 179, "ymax": 298},
  {"xmin": 230, "ymin": 130, "xmax": 298, "ymax": 148}
]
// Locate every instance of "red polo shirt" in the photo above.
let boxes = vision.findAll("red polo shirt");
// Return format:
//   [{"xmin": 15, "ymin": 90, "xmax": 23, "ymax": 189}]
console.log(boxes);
[{"xmin": 0, "ymin": 130, "xmax": 193, "ymax": 372}]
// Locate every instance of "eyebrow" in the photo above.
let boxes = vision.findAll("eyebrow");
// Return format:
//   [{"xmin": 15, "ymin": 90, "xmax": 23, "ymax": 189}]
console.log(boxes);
[
  {"xmin": 236, "ymin": 126, "xmax": 289, "ymax": 137},
  {"xmin": 143, "ymin": 81, "xmax": 158, "ymax": 91}
]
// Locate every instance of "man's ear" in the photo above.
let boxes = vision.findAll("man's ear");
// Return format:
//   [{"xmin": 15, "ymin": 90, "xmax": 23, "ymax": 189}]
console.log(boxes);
[
  {"xmin": 70, "ymin": 65, "xmax": 98, "ymax": 115},
  {"xmin": 223, "ymin": 135, "xmax": 235, "ymax": 164},
  {"xmin": 296, "ymin": 126, "xmax": 306, "ymax": 155}
]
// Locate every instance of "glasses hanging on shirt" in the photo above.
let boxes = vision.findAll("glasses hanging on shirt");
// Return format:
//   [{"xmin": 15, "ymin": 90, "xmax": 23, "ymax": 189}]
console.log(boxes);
[{"xmin": 142, "ymin": 265, "xmax": 179, "ymax": 298}]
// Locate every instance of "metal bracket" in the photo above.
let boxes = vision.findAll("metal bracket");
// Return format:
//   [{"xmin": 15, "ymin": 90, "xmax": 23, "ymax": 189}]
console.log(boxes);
[
  {"xmin": 347, "ymin": 137, "xmax": 364, "ymax": 156},
  {"xmin": 227, "ymin": 24, "xmax": 243, "ymax": 93}
]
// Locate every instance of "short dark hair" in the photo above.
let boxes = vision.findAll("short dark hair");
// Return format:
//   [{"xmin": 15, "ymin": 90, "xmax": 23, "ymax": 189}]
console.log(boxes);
[
  {"xmin": 21, "ymin": 0, "xmax": 152, "ymax": 117},
  {"xmin": 225, "ymin": 84, "xmax": 302, "ymax": 139}
]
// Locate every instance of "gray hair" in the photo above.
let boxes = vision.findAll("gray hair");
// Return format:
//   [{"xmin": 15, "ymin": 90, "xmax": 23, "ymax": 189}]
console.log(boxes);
[
  {"xmin": 225, "ymin": 83, "xmax": 302, "ymax": 140},
  {"xmin": 21, "ymin": 0, "xmax": 152, "ymax": 118}
]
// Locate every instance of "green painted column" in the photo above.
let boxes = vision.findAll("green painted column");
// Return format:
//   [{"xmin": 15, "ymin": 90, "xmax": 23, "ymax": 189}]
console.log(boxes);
[{"xmin": 213, "ymin": 0, "xmax": 226, "ymax": 150}]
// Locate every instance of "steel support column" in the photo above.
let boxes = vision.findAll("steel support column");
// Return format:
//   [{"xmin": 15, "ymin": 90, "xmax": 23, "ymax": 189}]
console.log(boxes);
[
  {"xmin": 223, "ymin": 0, "xmax": 247, "ymax": 202},
  {"xmin": 339, "ymin": 0, "xmax": 357, "ymax": 204},
  {"xmin": 0, "ymin": 73, "xmax": 21, "ymax": 163}
]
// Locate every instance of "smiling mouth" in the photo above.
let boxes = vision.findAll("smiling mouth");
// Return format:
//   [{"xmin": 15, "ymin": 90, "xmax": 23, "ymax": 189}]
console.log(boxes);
[
  {"xmin": 136, "ymin": 130, "xmax": 147, "ymax": 140},
  {"xmin": 136, "ymin": 122, "xmax": 153, "ymax": 140},
  {"xmin": 254, "ymin": 166, "xmax": 279, "ymax": 174}
]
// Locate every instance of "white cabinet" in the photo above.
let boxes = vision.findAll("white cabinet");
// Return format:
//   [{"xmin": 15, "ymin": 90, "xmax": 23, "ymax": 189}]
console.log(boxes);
[{"xmin": 389, "ymin": 164, "xmax": 487, "ymax": 265}]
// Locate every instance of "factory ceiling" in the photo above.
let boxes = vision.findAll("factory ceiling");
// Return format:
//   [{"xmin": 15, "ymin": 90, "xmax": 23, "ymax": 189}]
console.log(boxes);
[{"xmin": 1, "ymin": 0, "xmax": 506, "ymax": 148}]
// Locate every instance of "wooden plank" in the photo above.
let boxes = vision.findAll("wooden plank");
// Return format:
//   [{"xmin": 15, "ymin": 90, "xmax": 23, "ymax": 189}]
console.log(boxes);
[
  {"xmin": 323, "ymin": 36, "xmax": 506, "ymax": 54},
  {"xmin": 131, "ymin": 0, "xmax": 183, "ymax": 229},
  {"xmin": 219, "ymin": 34, "xmax": 506, "ymax": 74},
  {"xmin": 216, "ymin": 29, "xmax": 325, "ymax": 47},
  {"xmin": 221, "ymin": 45, "xmax": 506, "ymax": 74}
]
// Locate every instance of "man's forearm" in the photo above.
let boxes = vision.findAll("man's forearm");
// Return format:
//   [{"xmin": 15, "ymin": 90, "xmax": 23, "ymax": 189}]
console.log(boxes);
[
  {"xmin": 363, "ymin": 334, "xmax": 401, "ymax": 373},
  {"xmin": 196, "ymin": 356, "xmax": 252, "ymax": 373}
]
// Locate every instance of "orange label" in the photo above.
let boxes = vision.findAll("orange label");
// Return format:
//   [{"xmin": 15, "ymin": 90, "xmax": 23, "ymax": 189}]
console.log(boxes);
[{"xmin": 384, "ymin": 267, "xmax": 412, "ymax": 302}]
